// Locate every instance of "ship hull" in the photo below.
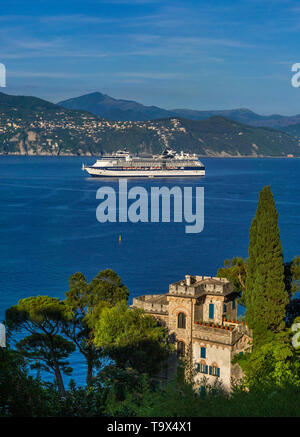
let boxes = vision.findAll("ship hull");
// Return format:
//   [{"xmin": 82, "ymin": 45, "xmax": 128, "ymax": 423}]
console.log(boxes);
[{"xmin": 84, "ymin": 168, "xmax": 205, "ymax": 178}]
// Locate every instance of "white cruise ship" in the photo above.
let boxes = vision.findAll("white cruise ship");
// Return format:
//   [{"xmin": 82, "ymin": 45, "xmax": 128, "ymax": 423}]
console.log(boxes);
[{"xmin": 82, "ymin": 148, "xmax": 205, "ymax": 178}]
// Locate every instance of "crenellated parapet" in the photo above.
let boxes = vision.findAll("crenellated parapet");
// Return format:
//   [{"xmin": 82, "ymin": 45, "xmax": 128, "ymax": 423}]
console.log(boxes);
[
  {"xmin": 132, "ymin": 294, "xmax": 168, "ymax": 314},
  {"xmin": 131, "ymin": 273, "xmax": 252, "ymax": 392}
]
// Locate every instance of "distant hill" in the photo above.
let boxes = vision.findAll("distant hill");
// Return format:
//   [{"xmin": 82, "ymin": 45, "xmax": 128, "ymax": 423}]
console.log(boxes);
[
  {"xmin": 58, "ymin": 91, "xmax": 300, "ymax": 129},
  {"xmin": 58, "ymin": 92, "xmax": 174, "ymax": 122},
  {"xmin": 0, "ymin": 91, "xmax": 61, "ymax": 118},
  {"xmin": 167, "ymin": 116, "xmax": 300, "ymax": 157},
  {"xmin": 281, "ymin": 123, "xmax": 300, "ymax": 139},
  {"xmin": 172, "ymin": 108, "xmax": 300, "ymax": 129},
  {"xmin": 0, "ymin": 92, "xmax": 299, "ymax": 157}
]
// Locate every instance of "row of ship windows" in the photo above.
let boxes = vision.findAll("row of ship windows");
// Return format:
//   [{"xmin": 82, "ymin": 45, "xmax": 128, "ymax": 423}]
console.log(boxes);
[{"xmin": 93, "ymin": 166, "xmax": 204, "ymax": 170}]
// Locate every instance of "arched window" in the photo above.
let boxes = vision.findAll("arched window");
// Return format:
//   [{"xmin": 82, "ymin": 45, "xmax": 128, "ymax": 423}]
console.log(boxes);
[
  {"xmin": 197, "ymin": 360, "xmax": 208, "ymax": 374},
  {"xmin": 210, "ymin": 363, "xmax": 220, "ymax": 377},
  {"xmin": 177, "ymin": 341, "xmax": 185, "ymax": 357},
  {"xmin": 178, "ymin": 312, "xmax": 186, "ymax": 329}
]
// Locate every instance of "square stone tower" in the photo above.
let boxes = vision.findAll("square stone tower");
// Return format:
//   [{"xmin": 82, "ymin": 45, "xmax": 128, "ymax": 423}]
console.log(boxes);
[{"xmin": 132, "ymin": 274, "xmax": 252, "ymax": 391}]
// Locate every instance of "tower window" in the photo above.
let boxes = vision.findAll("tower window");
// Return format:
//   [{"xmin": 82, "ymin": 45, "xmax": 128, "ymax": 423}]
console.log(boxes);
[
  {"xmin": 212, "ymin": 366, "xmax": 220, "ymax": 377},
  {"xmin": 232, "ymin": 300, "xmax": 236, "ymax": 310},
  {"xmin": 209, "ymin": 303, "xmax": 214, "ymax": 319},
  {"xmin": 178, "ymin": 312, "xmax": 186, "ymax": 329},
  {"xmin": 210, "ymin": 364, "xmax": 220, "ymax": 377},
  {"xmin": 200, "ymin": 347, "xmax": 206, "ymax": 359},
  {"xmin": 197, "ymin": 362, "xmax": 208, "ymax": 374},
  {"xmin": 177, "ymin": 341, "xmax": 185, "ymax": 357}
]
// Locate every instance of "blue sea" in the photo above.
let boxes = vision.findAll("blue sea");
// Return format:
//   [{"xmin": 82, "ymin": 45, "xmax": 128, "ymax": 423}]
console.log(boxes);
[{"xmin": 1, "ymin": 156, "xmax": 300, "ymax": 385}]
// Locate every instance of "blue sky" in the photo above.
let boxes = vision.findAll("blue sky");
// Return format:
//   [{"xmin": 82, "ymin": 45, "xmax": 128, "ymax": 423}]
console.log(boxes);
[{"xmin": 1, "ymin": 0, "xmax": 300, "ymax": 114}]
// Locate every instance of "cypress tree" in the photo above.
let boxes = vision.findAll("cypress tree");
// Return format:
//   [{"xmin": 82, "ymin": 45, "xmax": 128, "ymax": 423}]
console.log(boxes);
[{"xmin": 245, "ymin": 186, "xmax": 288, "ymax": 344}]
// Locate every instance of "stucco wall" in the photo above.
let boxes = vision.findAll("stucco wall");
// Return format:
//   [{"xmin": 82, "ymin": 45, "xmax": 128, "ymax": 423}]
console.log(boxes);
[
  {"xmin": 193, "ymin": 340, "xmax": 232, "ymax": 392},
  {"xmin": 203, "ymin": 295, "xmax": 224, "ymax": 324}
]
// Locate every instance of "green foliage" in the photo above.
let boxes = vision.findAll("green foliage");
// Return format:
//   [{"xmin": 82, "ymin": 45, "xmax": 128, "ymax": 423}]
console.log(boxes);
[
  {"xmin": 0, "ymin": 347, "xmax": 56, "ymax": 417},
  {"xmin": 291, "ymin": 316, "xmax": 300, "ymax": 353},
  {"xmin": 217, "ymin": 257, "xmax": 246, "ymax": 304},
  {"xmin": 141, "ymin": 380, "xmax": 300, "ymax": 417},
  {"xmin": 245, "ymin": 186, "xmax": 289, "ymax": 344},
  {"xmin": 1, "ymin": 344, "xmax": 300, "ymax": 417},
  {"xmin": 286, "ymin": 297, "xmax": 300, "ymax": 327},
  {"xmin": 63, "ymin": 272, "xmax": 103, "ymax": 385},
  {"xmin": 234, "ymin": 330, "xmax": 300, "ymax": 389},
  {"xmin": 87, "ymin": 269, "xmax": 129, "ymax": 306},
  {"xmin": 40, "ymin": 379, "xmax": 105, "ymax": 417},
  {"xmin": 5, "ymin": 270, "xmax": 130, "ymax": 390},
  {"xmin": 93, "ymin": 365, "xmax": 154, "ymax": 417},
  {"xmin": 63, "ymin": 269, "xmax": 128, "ymax": 384},
  {"xmin": 5, "ymin": 295, "xmax": 74, "ymax": 396},
  {"xmin": 64, "ymin": 269, "xmax": 129, "ymax": 321},
  {"xmin": 6, "ymin": 295, "xmax": 73, "ymax": 334},
  {"xmin": 3, "ymin": 259, "xmax": 300, "ymax": 417},
  {"xmin": 16, "ymin": 333, "xmax": 75, "ymax": 377},
  {"xmin": 284, "ymin": 256, "xmax": 300, "ymax": 297},
  {"xmin": 133, "ymin": 373, "xmax": 300, "ymax": 417},
  {"xmin": 218, "ymin": 255, "xmax": 300, "ymax": 312},
  {"xmin": 93, "ymin": 303, "xmax": 173, "ymax": 376},
  {"xmin": 65, "ymin": 272, "xmax": 90, "ymax": 310}
]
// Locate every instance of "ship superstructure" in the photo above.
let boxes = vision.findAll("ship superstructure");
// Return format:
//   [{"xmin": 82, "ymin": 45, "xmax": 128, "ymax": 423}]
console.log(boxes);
[{"xmin": 82, "ymin": 148, "xmax": 205, "ymax": 178}]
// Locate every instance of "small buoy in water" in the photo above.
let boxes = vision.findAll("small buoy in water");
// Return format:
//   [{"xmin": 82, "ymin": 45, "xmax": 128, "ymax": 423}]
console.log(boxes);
[{"xmin": 119, "ymin": 235, "xmax": 122, "ymax": 243}]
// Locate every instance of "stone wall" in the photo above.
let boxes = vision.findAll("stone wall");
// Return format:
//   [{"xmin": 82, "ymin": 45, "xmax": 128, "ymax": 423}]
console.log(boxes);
[
  {"xmin": 223, "ymin": 299, "xmax": 237, "ymax": 321},
  {"xmin": 167, "ymin": 296, "xmax": 194, "ymax": 347},
  {"xmin": 169, "ymin": 283, "xmax": 199, "ymax": 297},
  {"xmin": 132, "ymin": 295, "xmax": 168, "ymax": 314},
  {"xmin": 193, "ymin": 324, "xmax": 235, "ymax": 345},
  {"xmin": 202, "ymin": 295, "xmax": 224, "ymax": 325}
]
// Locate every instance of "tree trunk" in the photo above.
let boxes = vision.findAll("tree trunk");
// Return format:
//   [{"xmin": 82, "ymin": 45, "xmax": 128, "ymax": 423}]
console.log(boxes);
[
  {"xmin": 53, "ymin": 361, "xmax": 66, "ymax": 397},
  {"xmin": 48, "ymin": 336, "xmax": 66, "ymax": 397},
  {"xmin": 86, "ymin": 359, "xmax": 93, "ymax": 386}
]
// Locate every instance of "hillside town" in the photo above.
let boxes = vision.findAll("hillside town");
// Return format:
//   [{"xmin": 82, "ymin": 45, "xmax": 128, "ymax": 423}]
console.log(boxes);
[{"xmin": 0, "ymin": 93, "xmax": 299, "ymax": 157}]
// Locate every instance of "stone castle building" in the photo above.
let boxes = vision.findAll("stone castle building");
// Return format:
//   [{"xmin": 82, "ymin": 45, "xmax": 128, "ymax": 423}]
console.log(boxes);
[{"xmin": 132, "ymin": 274, "xmax": 252, "ymax": 391}]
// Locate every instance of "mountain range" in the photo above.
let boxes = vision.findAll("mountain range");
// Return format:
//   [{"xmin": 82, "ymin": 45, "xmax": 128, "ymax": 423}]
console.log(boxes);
[
  {"xmin": 0, "ymin": 91, "xmax": 299, "ymax": 157},
  {"xmin": 58, "ymin": 92, "xmax": 172, "ymax": 122},
  {"xmin": 58, "ymin": 92, "xmax": 300, "ymax": 130}
]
